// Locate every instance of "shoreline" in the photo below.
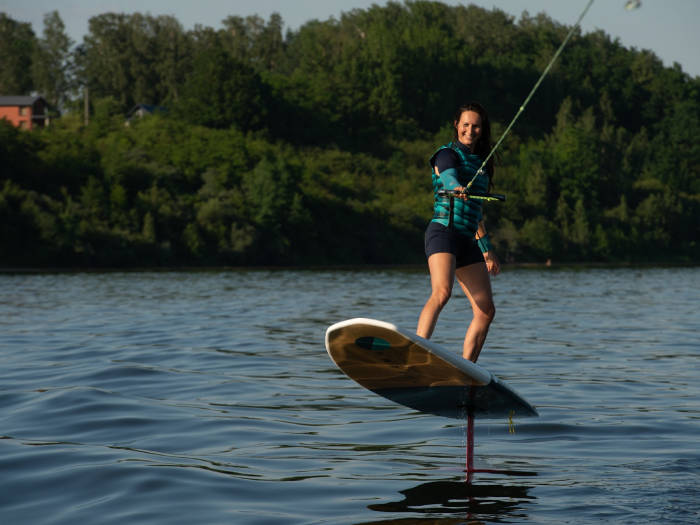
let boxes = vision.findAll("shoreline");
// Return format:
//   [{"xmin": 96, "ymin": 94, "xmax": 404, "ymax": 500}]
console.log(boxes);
[{"xmin": 1, "ymin": 260, "xmax": 697, "ymax": 275}]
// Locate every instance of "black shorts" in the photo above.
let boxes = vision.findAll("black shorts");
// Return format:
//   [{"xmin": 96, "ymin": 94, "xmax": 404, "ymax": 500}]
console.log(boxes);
[{"xmin": 424, "ymin": 221, "xmax": 484, "ymax": 269}]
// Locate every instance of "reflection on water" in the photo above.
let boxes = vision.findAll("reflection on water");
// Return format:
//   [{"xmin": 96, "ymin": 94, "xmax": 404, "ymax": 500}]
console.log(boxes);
[{"xmin": 367, "ymin": 478, "xmax": 536, "ymax": 519}]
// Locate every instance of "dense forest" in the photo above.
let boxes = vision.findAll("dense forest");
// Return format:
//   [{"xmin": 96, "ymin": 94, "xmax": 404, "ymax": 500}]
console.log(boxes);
[{"xmin": 1, "ymin": 2, "xmax": 699, "ymax": 268}]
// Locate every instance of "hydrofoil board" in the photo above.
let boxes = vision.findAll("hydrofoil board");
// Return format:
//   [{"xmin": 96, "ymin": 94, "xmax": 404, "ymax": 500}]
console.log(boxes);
[{"xmin": 325, "ymin": 318, "xmax": 537, "ymax": 419}]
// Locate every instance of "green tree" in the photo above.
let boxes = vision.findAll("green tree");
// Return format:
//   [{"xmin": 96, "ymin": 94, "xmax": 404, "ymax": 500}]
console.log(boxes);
[
  {"xmin": 175, "ymin": 46, "xmax": 269, "ymax": 130},
  {"xmin": 78, "ymin": 13, "xmax": 188, "ymax": 111},
  {"xmin": 31, "ymin": 11, "xmax": 74, "ymax": 111},
  {"xmin": 221, "ymin": 13, "xmax": 285, "ymax": 71},
  {"xmin": 2, "ymin": 1, "xmax": 699, "ymax": 267},
  {"xmin": 0, "ymin": 13, "xmax": 36, "ymax": 94}
]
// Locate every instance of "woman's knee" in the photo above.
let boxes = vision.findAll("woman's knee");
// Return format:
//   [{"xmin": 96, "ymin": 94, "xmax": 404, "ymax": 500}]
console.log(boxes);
[
  {"xmin": 431, "ymin": 286, "xmax": 452, "ymax": 307},
  {"xmin": 486, "ymin": 302, "xmax": 496, "ymax": 322},
  {"xmin": 476, "ymin": 301, "xmax": 496, "ymax": 323}
]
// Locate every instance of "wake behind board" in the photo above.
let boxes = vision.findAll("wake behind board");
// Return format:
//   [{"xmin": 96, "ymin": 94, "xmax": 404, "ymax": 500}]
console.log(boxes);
[{"xmin": 325, "ymin": 318, "xmax": 537, "ymax": 419}]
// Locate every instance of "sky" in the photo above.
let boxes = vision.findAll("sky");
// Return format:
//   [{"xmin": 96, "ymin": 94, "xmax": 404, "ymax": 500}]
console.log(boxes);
[{"xmin": 2, "ymin": 0, "xmax": 699, "ymax": 78}]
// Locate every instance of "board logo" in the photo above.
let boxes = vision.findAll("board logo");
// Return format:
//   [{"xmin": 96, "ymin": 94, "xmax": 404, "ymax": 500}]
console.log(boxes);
[{"xmin": 355, "ymin": 336, "xmax": 391, "ymax": 351}]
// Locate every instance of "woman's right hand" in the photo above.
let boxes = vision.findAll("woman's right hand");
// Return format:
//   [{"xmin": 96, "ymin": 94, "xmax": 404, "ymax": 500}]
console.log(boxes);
[{"xmin": 453, "ymin": 186, "xmax": 468, "ymax": 198}]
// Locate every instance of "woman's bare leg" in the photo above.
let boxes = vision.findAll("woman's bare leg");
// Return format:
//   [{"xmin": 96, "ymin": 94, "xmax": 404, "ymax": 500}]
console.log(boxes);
[
  {"xmin": 417, "ymin": 252, "xmax": 456, "ymax": 339},
  {"xmin": 455, "ymin": 262, "xmax": 495, "ymax": 362}
]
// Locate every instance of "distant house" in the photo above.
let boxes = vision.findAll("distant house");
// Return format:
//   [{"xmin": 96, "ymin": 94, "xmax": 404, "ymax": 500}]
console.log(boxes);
[
  {"xmin": 0, "ymin": 96, "xmax": 49, "ymax": 130},
  {"xmin": 126, "ymin": 103, "xmax": 166, "ymax": 125}
]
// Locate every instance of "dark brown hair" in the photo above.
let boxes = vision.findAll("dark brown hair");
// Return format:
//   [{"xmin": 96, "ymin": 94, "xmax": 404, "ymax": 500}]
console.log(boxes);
[{"xmin": 453, "ymin": 102, "xmax": 495, "ymax": 178}]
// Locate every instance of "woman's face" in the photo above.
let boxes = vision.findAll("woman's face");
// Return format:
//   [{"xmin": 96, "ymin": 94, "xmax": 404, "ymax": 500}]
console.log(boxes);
[{"xmin": 455, "ymin": 110, "xmax": 482, "ymax": 149}]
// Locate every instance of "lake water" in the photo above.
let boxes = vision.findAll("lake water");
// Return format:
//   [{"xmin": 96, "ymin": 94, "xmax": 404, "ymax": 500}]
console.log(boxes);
[{"xmin": 1, "ymin": 266, "xmax": 699, "ymax": 524}]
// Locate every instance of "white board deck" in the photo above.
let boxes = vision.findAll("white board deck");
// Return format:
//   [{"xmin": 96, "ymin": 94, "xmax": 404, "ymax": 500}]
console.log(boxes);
[{"xmin": 325, "ymin": 318, "xmax": 537, "ymax": 419}]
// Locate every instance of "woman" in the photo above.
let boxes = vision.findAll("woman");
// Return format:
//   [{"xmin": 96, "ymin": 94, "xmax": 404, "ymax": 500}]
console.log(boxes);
[{"xmin": 416, "ymin": 102, "xmax": 500, "ymax": 363}]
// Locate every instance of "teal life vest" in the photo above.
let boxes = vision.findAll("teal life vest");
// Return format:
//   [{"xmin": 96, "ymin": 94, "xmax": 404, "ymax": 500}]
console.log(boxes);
[{"xmin": 430, "ymin": 142, "xmax": 490, "ymax": 237}]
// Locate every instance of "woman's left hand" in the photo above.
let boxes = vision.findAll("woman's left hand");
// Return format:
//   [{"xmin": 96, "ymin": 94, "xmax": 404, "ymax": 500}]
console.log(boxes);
[{"xmin": 483, "ymin": 251, "xmax": 501, "ymax": 276}]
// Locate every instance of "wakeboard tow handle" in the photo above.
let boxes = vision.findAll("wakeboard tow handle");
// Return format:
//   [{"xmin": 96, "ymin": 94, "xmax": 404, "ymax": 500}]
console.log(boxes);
[{"xmin": 437, "ymin": 189, "xmax": 506, "ymax": 202}]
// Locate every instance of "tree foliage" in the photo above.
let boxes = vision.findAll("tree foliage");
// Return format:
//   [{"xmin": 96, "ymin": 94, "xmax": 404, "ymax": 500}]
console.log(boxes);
[
  {"xmin": 0, "ymin": 13, "xmax": 36, "ymax": 94},
  {"xmin": 31, "ymin": 11, "xmax": 74, "ymax": 110},
  {"xmin": 1, "ymin": 2, "xmax": 698, "ymax": 267}
]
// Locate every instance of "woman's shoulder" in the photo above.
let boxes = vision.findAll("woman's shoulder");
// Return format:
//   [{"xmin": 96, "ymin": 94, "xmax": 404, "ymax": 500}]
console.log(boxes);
[{"xmin": 430, "ymin": 146, "xmax": 460, "ymax": 171}]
